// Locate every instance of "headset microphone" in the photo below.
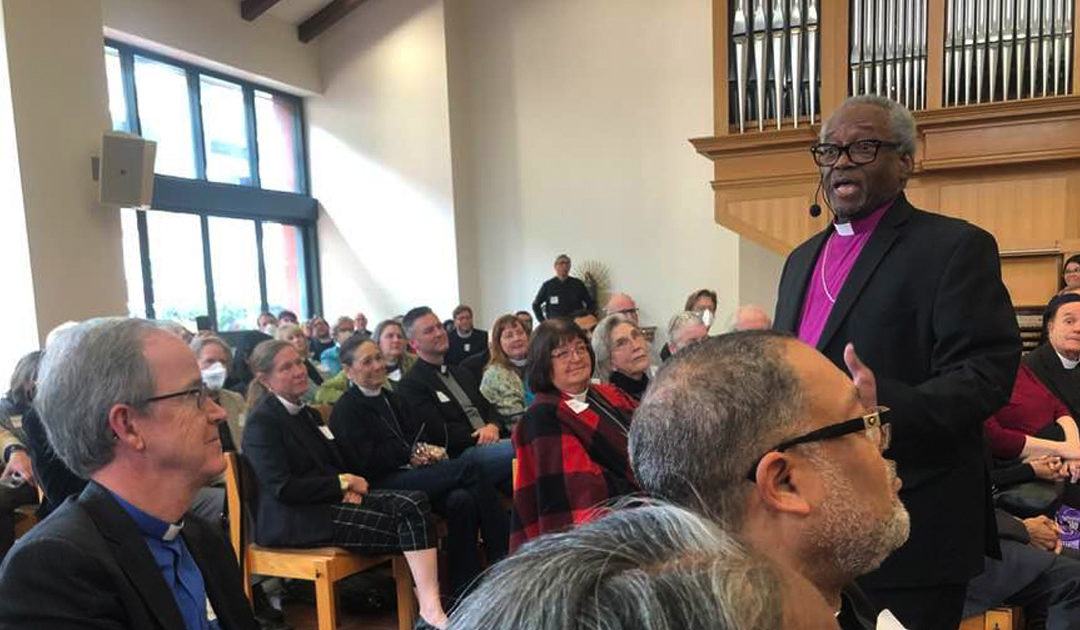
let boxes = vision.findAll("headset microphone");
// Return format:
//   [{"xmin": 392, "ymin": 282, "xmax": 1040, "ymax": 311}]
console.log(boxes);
[{"xmin": 809, "ymin": 175, "xmax": 824, "ymax": 218}]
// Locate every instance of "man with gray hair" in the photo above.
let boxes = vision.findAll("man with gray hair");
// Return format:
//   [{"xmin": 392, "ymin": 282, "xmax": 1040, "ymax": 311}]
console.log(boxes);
[
  {"xmin": 665, "ymin": 311, "xmax": 708, "ymax": 359},
  {"xmin": 731, "ymin": 304, "xmax": 772, "ymax": 331},
  {"xmin": 449, "ymin": 500, "xmax": 842, "ymax": 630},
  {"xmin": 772, "ymin": 95, "xmax": 1020, "ymax": 628},
  {"xmin": 0, "ymin": 318, "xmax": 257, "ymax": 629},
  {"xmin": 631, "ymin": 331, "xmax": 910, "ymax": 630}
]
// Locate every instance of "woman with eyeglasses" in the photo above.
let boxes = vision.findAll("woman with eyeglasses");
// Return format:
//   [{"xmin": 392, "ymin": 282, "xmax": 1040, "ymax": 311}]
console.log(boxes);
[
  {"xmin": 510, "ymin": 318, "xmax": 639, "ymax": 552},
  {"xmin": 275, "ymin": 323, "xmax": 323, "ymax": 395},
  {"xmin": 242, "ymin": 340, "xmax": 450, "ymax": 628},
  {"xmin": 592, "ymin": 314, "xmax": 652, "ymax": 401}
]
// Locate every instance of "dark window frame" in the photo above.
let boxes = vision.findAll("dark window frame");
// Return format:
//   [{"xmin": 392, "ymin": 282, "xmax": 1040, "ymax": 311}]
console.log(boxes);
[{"xmin": 105, "ymin": 39, "xmax": 321, "ymax": 327}]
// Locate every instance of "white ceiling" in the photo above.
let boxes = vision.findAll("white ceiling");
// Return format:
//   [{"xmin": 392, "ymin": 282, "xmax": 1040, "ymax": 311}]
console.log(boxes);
[{"xmin": 262, "ymin": 0, "xmax": 331, "ymax": 26}]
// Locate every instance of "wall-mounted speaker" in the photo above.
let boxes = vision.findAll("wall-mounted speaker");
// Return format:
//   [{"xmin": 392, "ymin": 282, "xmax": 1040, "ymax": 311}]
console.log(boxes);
[{"xmin": 98, "ymin": 132, "xmax": 156, "ymax": 208}]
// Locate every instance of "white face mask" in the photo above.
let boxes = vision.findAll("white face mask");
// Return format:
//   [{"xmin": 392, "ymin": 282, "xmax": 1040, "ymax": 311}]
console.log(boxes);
[
  {"xmin": 201, "ymin": 362, "xmax": 228, "ymax": 391},
  {"xmin": 700, "ymin": 309, "xmax": 714, "ymax": 329}
]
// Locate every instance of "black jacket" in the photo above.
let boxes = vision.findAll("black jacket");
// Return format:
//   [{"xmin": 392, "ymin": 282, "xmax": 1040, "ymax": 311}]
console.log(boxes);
[
  {"xmin": 22, "ymin": 407, "xmax": 87, "ymax": 519},
  {"xmin": 242, "ymin": 395, "xmax": 347, "ymax": 547},
  {"xmin": 397, "ymin": 359, "xmax": 499, "ymax": 457},
  {"xmin": 446, "ymin": 329, "xmax": 488, "ymax": 366},
  {"xmin": 0, "ymin": 481, "xmax": 257, "ymax": 629},
  {"xmin": 328, "ymin": 385, "xmax": 424, "ymax": 481},
  {"xmin": 775, "ymin": 194, "xmax": 1021, "ymax": 587},
  {"xmin": 532, "ymin": 276, "xmax": 595, "ymax": 320}
]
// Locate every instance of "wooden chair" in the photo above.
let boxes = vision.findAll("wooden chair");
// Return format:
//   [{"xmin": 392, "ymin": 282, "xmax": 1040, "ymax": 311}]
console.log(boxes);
[
  {"xmin": 223, "ymin": 452, "xmax": 418, "ymax": 630},
  {"xmin": 959, "ymin": 606, "xmax": 1023, "ymax": 630}
]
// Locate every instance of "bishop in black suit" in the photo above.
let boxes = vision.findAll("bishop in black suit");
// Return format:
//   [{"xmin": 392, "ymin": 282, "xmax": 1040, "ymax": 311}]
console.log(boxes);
[{"xmin": 774, "ymin": 97, "xmax": 1020, "ymax": 629}]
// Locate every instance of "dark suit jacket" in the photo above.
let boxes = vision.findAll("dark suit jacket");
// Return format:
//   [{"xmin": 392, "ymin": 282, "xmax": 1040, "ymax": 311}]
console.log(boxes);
[
  {"xmin": 328, "ymin": 386, "xmax": 423, "ymax": 481},
  {"xmin": 397, "ymin": 359, "xmax": 500, "ymax": 457},
  {"xmin": 241, "ymin": 395, "xmax": 346, "ymax": 548},
  {"xmin": 21, "ymin": 407, "xmax": 87, "ymax": 519},
  {"xmin": 774, "ymin": 194, "xmax": 1021, "ymax": 588},
  {"xmin": 0, "ymin": 481, "xmax": 256, "ymax": 629}
]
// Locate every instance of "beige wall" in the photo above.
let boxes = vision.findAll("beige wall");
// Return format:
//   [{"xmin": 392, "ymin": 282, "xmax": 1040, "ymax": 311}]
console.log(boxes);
[
  {"xmin": 2, "ymin": 0, "xmax": 126, "ymax": 356},
  {"xmin": 309, "ymin": 0, "xmax": 460, "ymax": 323},
  {"xmin": 444, "ymin": 0, "xmax": 740, "ymax": 333},
  {"xmin": 102, "ymin": 0, "xmax": 321, "ymax": 95},
  {"xmin": 737, "ymin": 237, "xmax": 785, "ymax": 326}
]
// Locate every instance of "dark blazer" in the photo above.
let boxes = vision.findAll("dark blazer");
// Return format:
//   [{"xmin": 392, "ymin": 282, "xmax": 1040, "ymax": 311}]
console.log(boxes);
[
  {"xmin": 328, "ymin": 386, "xmax": 423, "ymax": 480},
  {"xmin": 397, "ymin": 359, "xmax": 500, "ymax": 457},
  {"xmin": 774, "ymin": 194, "xmax": 1021, "ymax": 588},
  {"xmin": 241, "ymin": 394, "xmax": 346, "ymax": 547},
  {"xmin": 0, "ymin": 481, "xmax": 256, "ymax": 629},
  {"xmin": 21, "ymin": 407, "xmax": 87, "ymax": 519},
  {"xmin": 446, "ymin": 329, "xmax": 488, "ymax": 367}
]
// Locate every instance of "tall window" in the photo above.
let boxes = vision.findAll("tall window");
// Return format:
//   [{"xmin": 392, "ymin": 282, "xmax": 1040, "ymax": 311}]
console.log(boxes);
[{"xmin": 104, "ymin": 40, "xmax": 319, "ymax": 330}]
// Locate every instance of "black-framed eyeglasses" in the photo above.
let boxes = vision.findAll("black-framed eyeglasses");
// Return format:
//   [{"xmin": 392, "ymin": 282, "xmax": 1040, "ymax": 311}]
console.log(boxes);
[
  {"xmin": 810, "ymin": 139, "xmax": 901, "ymax": 167},
  {"xmin": 143, "ymin": 383, "xmax": 210, "ymax": 409},
  {"xmin": 745, "ymin": 406, "xmax": 891, "ymax": 481}
]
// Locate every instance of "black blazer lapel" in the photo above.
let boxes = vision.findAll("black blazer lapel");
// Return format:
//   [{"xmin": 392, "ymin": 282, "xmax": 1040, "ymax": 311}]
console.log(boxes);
[
  {"xmin": 273, "ymin": 397, "xmax": 344, "ymax": 471},
  {"xmin": 183, "ymin": 520, "xmax": 253, "ymax": 630},
  {"xmin": 817, "ymin": 196, "xmax": 913, "ymax": 351},
  {"xmin": 80, "ymin": 483, "xmax": 186, "ymax": 630},
  {"xmin": 775, "ymin": 229, "xmax": 830, "ymax": 333}
]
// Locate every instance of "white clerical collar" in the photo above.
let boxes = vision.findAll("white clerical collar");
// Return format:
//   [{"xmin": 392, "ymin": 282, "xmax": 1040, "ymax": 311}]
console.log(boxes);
[
  {"xmin": 510, "ymin": 357, "xmax": 527, "ymax": 367},
  {"xmin": 356, "ymin": 383, "xmax": 383, "ymax": 397},
  {"xmin": 568, "ymin": 389, "xmax": 588, "ymax": 403},
  {"xmin": 833, "ymin": 221, "xmax": 855, "ymax": 236},
  {"xmin": 276, "ymin": 395, "xmax": 305, "ymax": 416},
  {"xmin": 1057, "ymin": 351, "xmax": 1080, "ymax": 370}
]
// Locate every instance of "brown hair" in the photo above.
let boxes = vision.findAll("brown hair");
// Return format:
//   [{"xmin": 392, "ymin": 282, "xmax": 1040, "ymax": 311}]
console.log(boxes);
[
  {"xmin": 684, "ymin": 289, "xmax": 719, "ymax": 313},
  {"xmin": 245, "ymin": 339, "xmax": 293, "ymax": 408},
  {"xmin": 525, "ymin": 319, "xmax": 595, "ymax": 394},
  {"xmin": 487, "ymin": 314, "xmax": 528, "ymax": 372}
]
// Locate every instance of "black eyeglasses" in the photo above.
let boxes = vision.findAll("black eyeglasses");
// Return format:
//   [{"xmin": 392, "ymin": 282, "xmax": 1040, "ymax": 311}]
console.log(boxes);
[
  {"xmin": 745, "ymin": 406, "xmax": 891, "ymax": 481},
  {"xmin": 810, "ymin": 139, "xmax": 900, "ymax": 167},
  {"xmin": 143, "ymin": 383, "xmax": 210, "ymax": 409}
]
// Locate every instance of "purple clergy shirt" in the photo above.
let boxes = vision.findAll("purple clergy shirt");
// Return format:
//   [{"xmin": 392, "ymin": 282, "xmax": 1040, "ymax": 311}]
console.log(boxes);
[{"xmin": 796, "ymin": 200, "xmax": 894, "ymax": 347}]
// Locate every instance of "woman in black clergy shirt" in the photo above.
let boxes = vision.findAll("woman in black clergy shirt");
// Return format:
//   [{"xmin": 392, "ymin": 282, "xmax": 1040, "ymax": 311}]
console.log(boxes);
[
  {"xmin": 328, "ymin": 335, "xmax": 508, "ymax": 600},
  {"xmin": 242, "ymin": 340, "xmax": 449, "ymax": 629}
]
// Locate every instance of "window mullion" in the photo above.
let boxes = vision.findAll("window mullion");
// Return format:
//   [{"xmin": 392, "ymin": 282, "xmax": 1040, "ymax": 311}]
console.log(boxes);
[
  {"xmin": 244, "ymin": 86, "xmax": 261, "ymax": 188},
  {"xmin": 187, "ymin": 71, "xmax": 208, "ymax": 180},
  {"xmin": 200, "ymin": 215, "xmax": 217, "ymax": 328},
  {"xmin": 255, "ymin": 220, "xmax": 269, "ymax": 313},
  {"xmin": 119, "ymin": 49, "xmax": 141, "ymax": 135},
  {"xmin": 136, "ymin": 210, "xmax": 155, "ymax": 319}
]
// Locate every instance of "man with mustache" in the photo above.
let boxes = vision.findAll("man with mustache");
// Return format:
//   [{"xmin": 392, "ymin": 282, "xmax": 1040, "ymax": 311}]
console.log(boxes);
[{"xmin": 772, "ymin": 95, "xmax": 1021, "ymax": 629}]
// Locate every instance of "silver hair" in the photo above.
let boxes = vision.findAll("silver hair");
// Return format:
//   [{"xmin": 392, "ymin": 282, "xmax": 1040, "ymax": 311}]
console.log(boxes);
[
  {"xmin": 190, "ymin": 335, "xmax": 233, "ymax": 364},
  {"xmin": 821, "ymin": 94, "xmax": 917, "ymax": 157},
  {"xmin": 448, "ymin": 501, "xmax": 784, "ymax": 630},
  {"xmin": 667, "ymin": 311, "xmax": 705, "ymax": 347},
  {"xmin": 33, "ymin": 317, "xmax": 160, "ymax": 477},
  {"xmin": 591, "ymin": 313, "xmax": 632, "ymax": 381},
  {"xmin": 630, "ymin": 331, "xmax": 804, "ymax": 530}
]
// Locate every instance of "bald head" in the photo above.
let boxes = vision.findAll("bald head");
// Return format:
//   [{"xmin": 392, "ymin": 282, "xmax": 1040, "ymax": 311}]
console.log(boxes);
[{"xmin": 604, "ymin": 292, "xmax": 639, "ymax": 324}]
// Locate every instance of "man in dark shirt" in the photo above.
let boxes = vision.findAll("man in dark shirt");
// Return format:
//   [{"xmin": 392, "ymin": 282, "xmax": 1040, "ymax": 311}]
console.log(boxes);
[
  {"xmin": 531, "ymin": 254, "xmax": 595, "ymax": 321},
  {"xmin": 445, "ymin": 305, "xmax": 488, "ymax": 366}
]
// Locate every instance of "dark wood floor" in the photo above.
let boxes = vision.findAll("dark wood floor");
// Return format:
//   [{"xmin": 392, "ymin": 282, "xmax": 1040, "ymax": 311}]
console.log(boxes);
[{"xmin": 281, "ymin": 601, "xmax": 398, "ymax": 630}]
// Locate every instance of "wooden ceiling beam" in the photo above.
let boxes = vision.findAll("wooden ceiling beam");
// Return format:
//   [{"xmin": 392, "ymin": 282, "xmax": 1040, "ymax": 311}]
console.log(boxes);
[
  {"xmin": 298, "ymin": 0, "xmax": 368, "ymax": 43},
  {"xmin": 240, "ymin": 0, "xmax": 283, "ymax": 21}
]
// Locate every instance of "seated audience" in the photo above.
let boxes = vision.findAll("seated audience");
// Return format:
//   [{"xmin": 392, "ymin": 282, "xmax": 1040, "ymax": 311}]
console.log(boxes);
[
  {"xmin": 307, "ymin": 316, "xmax": 335, "ymax": 361},
  {"xmin": 317, "ymin": 318, "xmax": 415, "ymax": 405},
  {"xmin": 732, "ymin": 304, "xmax": 773, "ymax": 331},
  {"xmin": 0, "ymin": 351, "xmax": 41, "ymax": 557},
  {"xmin": 570, "ymin": 309, "xmax": 599, "ymax": 339},
  {"xmin": 592, "ymin": 314, "xmax": 651, "ymax": 401},
  {"xmin": 963, "ymin": 452, "xmax": 1080, "ymax": 628},
  {"xmin": 603, "ymin": 292, "xmax": 640, "ymax": 325},
  {"xmin": 532, "ymin": 254, "xmax": 595, "ymax": 321},
  {"xmin": 242, "ymin": 340, "xmax": 449, "ymax": 628},
  {"xmin": 0, "ymin": 318, "xmax": 256, "ymax": 629},
  {"xmin": 191, "ymin": 336, "xmax": 247, "ymax": 451},
  {"xmin": 1064, "ymin": 254, "xmax": 1080, "ymax": 290},
  {"xmin": 317, "ymin": 315, "xmax": 357, "ymax": 377},
  {"xmin": 684, "ymin": 288, "xmax": 719, "ymax": 331},
  {"xmin": 275, "ymin": 323, "xmax": 323, "ymax": 389},
  {"xmin": 277, "ymin": 310, "xmax": 299, "ymax": 326},
  {"xmin": 258, "ymin": 311, "xmax": 279, "ymax": 335},
  {"xmin": 446, "ymin": 305, "xmax": 488, "ymax": 366},
  {"xmin": 630, "ymin": 331, "xmax": 910, "ymax": 630},
  {"xmin": 511, "ymin": 318, "xmax": 639, "ymax": 551},
  {"xmin": 450, "ymin": 501, "xmax": 841, "ymax": 630},
  {"xmin": 354, "ymin": 311, "xmax": 372, "ymax": 338},
  {"xmin": 327, "ymin": 336, "xmax": 508, "ymax": 599},
  {"xmin": 515, "ymin": 310, "xmax": 534, "ymax": 335},
  {"xmin": 397, "ymin": 307, "xmax": 513, "ymax": 492},
  {"xmin": 665, "ymin": 311, "xmax": 708, "ymax": 359},
  {"xmin": 479, "ymin": 314, "xmax": 532, "ymax": 428},
  {"xmin": 985, "ymin": 294, "xmax": 1080, "ymax": 466}
]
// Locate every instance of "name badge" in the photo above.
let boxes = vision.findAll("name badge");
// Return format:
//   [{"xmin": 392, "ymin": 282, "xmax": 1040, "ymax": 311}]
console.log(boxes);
[
  {"xmin": 436, "ymin": 391, "xmax": 452, "ymax": 403},
  {"xmin": 464, "ymin": 343, "xmax": 471, "ymax": 352},
  {"xmin": 318, "ymin": 426, "xmax": 335, "ymax": 440},
  {"xmin": 549, "ymin": 295, "xmax": 560, "ymax": 305}
]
